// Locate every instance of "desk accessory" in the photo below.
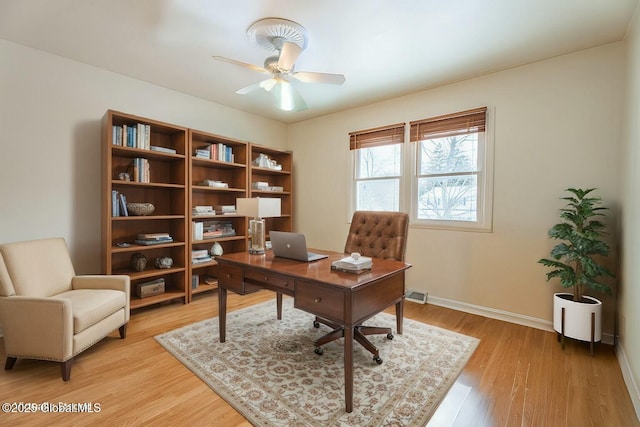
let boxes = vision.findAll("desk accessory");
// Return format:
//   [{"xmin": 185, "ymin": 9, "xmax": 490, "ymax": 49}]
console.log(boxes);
[{"xmin": 236, "ymin": 197, "xmax": 281, "ymax": 254}]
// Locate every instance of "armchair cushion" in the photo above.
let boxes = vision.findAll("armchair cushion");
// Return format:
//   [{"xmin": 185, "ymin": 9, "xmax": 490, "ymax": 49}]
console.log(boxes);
[
  {"xmin": 55, "ymin": 289, "xmax": 127, "ymax": 334},
  {"xmin": 0, "ymin": 238, "xmax": 75, "ymax": 297}
]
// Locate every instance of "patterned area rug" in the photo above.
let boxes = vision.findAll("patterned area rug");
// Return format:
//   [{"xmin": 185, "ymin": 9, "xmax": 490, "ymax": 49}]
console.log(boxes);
[{"xmin": 155, "ymin": 299, "xmax": 479, "ymax": 426}]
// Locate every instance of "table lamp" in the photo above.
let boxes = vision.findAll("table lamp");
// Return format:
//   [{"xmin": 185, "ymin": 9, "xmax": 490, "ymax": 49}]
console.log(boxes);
[{"xmin": 236, "ymin": 197, "xmax": 281, "ymax": 254}]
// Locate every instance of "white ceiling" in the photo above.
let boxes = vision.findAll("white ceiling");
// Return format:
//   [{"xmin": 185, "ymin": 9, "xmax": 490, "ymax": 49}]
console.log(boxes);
[{"xmin": 1, "ymin": 0, "xmax": 638, "ymax": 123}]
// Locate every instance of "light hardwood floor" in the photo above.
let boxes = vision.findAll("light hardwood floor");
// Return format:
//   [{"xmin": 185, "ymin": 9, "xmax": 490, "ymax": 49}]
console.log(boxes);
[{"xmin": 0, "ymin": 290, "xmax": 638, "ymax": 426}]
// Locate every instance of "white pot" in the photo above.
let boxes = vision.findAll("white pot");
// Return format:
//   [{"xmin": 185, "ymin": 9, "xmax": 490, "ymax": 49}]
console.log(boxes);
[{"xmin": 553, "ymin": 292, "xmax": 602, "ymax": 342}]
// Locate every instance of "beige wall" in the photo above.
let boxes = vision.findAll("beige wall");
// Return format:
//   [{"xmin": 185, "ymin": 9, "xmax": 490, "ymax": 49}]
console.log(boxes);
[
  {"xmin": 0, "ymin": 39, "xmax": 287, "ymax": 274},
  {"xmin": 288, "ymin": 43, "xmax": 625, "ymax": 337},
  {"xmin": 621, "ymin": 7, "xmax": 640, "ymax": 417}
]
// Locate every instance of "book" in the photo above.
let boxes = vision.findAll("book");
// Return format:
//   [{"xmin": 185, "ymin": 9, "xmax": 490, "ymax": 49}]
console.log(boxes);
[
  {"xmin": 137, "ymin": 233, "xmax": 170, "ymax": 240},
  {"xmin": 134, "ymin": 237, "xmax": 173, "ymax": 245},
  {"xmin": 150, "ymin": 145, "xmax": 176, "ymax": 154},
  {"xmin": 119, "ymin": 193, "xmax": 128, "ymax": 216}
]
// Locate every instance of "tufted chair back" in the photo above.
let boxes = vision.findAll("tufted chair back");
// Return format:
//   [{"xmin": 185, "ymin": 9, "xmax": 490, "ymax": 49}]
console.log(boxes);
[{"xmin": 344, "ymin": 211, "xmax": 409, "ymax": 261}]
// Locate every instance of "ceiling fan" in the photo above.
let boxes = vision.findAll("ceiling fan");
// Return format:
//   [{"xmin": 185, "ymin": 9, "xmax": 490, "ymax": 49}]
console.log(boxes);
[{"xmin": 213, "ymin": 18, "xmax": 346, "ymax": 112}]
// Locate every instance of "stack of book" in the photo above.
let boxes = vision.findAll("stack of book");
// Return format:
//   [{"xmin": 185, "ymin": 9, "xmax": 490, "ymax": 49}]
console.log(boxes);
[
  {"xmin": 202, "ymin": 220, "xmax": 235, "ymax": 239},
  {"xmin": 331, "ymin": 255, "xmax": 373, "ymax": 274},
  {"xmin": 192, "ymin": 205, "xmax": 214, "ymax": 217},
  {"xmin": 215, "ymin": 205, "xmax": 237, "ymax": 215},
  {"xmin": 194, "ymin": 148, "xmax": 211, "ymax": 159},
  {"xmin": 134, "ymin": 233, "xmax": 173, "ymax": 245},
  {"xmin": 199, "ymin": 179, "xmax": 228, "ymax": 188},
  {"xmin": 192, "ymin": 249, "xmax": 212, "ymax": 264},
  {"xmin": 252, "ymin": 181, "xmax": 283, "ymax": 192}
]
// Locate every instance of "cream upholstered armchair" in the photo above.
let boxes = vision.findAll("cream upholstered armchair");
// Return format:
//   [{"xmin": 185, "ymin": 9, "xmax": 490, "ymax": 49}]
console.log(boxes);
[{"xmin": 0, "ymin": 238, "xmax": 130, "ymax": 381}]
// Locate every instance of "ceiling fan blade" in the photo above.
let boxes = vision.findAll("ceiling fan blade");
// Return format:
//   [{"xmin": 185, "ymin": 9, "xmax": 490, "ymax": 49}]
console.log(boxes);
[
  {"xmin": 277, "ymin": 42, "xmax": 302, "ymax": 72},
  {"xmin": 292, "ymin": 71, "xmax": 346, "ymax": 85},
  {"xmin": 271, "ymin": 79, "xmax": 307, "ymax": 112},
  {"xmin": 236, "ymin": 79, "xmax": 274, "ymax": 95},
  {"xmin": 212, "ymin": 56, "xmax": 268, "ymax": 74}
]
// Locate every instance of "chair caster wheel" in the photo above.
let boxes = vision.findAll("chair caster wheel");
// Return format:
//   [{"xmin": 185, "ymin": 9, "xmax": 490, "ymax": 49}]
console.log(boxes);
[
  {"xmin": 314, "ymin": 347, "xmax": 323, "ymax": 356},
  {"xmin": 386, "ymin": 333, "xmax": 394, "ymax": 340},
  {"xmin": 373, "ymin": 355, "xmax": 383, "ymax": 365},
  {"xmin": 313, "ymin": 321, "xmax": 320, "ymax": 328}
]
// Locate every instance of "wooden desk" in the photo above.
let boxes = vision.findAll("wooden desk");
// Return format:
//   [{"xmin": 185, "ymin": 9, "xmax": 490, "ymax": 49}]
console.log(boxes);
[{"xmin": 216, "ymin": 250, "xmax": 411, "ymax": 413}]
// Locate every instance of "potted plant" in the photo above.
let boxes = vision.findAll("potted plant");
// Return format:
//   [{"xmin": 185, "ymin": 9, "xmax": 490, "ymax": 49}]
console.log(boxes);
[{"xmin": 538, "ymin": 188, "xmax": 614, "ymax": 353}]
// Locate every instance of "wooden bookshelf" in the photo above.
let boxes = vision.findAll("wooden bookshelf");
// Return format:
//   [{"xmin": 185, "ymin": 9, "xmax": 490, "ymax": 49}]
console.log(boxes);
[
  {"xmin": 102, "ymin": 111, "xmax": 293, "ymax": 310},
  {"xmin": 249, "ymin": 144, "xmax": 293, "ymax": 236},
  {"xmin": 188, "ymin": 129, "xmax": 249, "ymax": 301},
  {"xmin": 102, "ymin": 110, "xmax": 189, "ymax": 309}
]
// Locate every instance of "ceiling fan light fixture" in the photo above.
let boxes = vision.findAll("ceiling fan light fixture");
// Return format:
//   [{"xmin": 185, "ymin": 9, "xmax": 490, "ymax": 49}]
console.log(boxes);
[{"xmin": 246, "ymin": 18, "xmax": 308, "ymax": 54}]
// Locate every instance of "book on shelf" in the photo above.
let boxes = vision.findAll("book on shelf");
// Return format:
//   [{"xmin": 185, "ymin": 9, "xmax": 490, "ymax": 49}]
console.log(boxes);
[
  {"xmin": 111, "ymin": 191, "xmax": 129, "ymax": 217},
  {"xmin": 192, "ymin": 221, "xmax": 204, "ymax": 240},
  {"xmin": 137, "ymin": 233, "xmax": 171, "ymax": 240},
  {"xmin": 134, "ymin": 236, "xmax": 173, "ymax": 245},
  {"xmin": 119, "ymin": 193, "xmax": 128, "ymax": 216},
  {"xmin": 192, "ymin": 205, "xmax": 215, "ymax": 217},
  {"xmin": 214, "ymin": 205, "xmax": 236, "ymax": 215},
  {"xmin": 210, "ymin": 143, "xmax": 235, "ymax": 163},
  {"xmin": 192, "ymin": 248, "xmax": 213, "ymax": 264},
  {"xmin": 202, "ymin": 220, "xmax": 235, "ymax": 238},
  {"xmin": 131, "ymin": 158, "xmax": 150, "ymax": 183},
  {"xmin": 150, "ymin": 145, "xmax": 177, "ymax": 154},
  {"xmin": 194, "ymin": 148, "xmax": 211, "ymax": 159},
  {"xmin": 199, "ymin": 179, "xmax": 228, "ymax": 188},
  {"xmin": 112, "ymin": 123, "xmax": 151, "ymax": 149}
]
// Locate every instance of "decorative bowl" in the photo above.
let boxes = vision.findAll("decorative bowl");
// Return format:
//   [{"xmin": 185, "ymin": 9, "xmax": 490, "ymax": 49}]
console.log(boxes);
[{"xmin": 127, "ymin": 202, "xmax": 155, "ymax": 216}]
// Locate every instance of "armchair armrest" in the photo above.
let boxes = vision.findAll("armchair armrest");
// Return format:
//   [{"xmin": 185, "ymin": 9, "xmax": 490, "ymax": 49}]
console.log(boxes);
[
  {"xmin": 72, "ymin": 275, "xmax": 130, "ymax": 293},
  {"xmin": 0, "ymin": 296, "xmax": 73, "ymax": 361}
]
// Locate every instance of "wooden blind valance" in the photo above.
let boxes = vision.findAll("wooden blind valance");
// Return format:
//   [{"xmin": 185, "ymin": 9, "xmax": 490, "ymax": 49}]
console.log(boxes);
[
  {"xmin": 409, "ymin": 107, "xmax": 487, "ymax": 142},
  {"xmin": 349, "ymin": 123, "xmax": 405, "ymax": 150}
]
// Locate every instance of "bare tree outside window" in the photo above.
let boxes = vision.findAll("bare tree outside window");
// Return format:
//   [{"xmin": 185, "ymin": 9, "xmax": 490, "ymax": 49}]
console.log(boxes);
[
  {"xmin": 355, "ymin": 144, "xmax": 401, "ymax": 211},
  {"xmin": 417, "ymin": 134, "xmax": 479, "ymax": 221}
]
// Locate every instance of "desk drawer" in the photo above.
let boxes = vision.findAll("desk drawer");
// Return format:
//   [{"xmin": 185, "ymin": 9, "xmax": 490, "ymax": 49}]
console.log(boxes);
[
  {"xmin": 244, "ymin": 270, "xmax": 293, "ymax": 294},
  {"xmin": 217, "ymin": 264, "xmax": 244, "ymax": 294},
  {"xmin": 295, "ymin": 280, "xmax": 344, "ymax": 323}
]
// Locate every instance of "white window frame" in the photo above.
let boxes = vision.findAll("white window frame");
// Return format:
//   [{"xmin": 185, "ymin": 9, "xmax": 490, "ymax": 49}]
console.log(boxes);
[
  {"xmin": 350, "ymin": 142, "xmax": 406, "ymax": 215},
  {"xmin": 410, "ymin": 108, "xmax": 494, "ymax": 232}
]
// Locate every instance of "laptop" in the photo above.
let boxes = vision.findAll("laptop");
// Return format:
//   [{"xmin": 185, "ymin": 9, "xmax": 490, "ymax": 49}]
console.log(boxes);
[{"xmin": 269, "ymin": 231, "xmax": 329, "ymax": 262}]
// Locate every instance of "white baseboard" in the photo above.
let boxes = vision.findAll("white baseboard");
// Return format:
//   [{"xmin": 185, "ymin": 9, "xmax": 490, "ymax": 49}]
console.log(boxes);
[
  {"xmin": 616, "ymin": 342, "xmax": 640, "ymax": 421},
  {"xmin": 425, "ymin": 296, "xmax": 615, "ymax": 344}
]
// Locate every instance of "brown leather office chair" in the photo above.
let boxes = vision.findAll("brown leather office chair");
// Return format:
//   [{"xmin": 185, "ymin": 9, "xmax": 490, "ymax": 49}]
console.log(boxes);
[{"xmin": 313, "ymin": 210, "xmax": 409, "ymax": 364}]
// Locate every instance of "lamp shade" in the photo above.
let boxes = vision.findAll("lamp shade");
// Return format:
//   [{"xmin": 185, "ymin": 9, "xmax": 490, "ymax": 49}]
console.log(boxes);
[{"xmin": 236, "ymin": 198, "xmax": 281, "ymax": 218}]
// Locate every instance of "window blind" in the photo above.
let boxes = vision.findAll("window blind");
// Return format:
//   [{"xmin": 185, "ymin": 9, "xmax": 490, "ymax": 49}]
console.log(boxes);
[
  {"xmin": 409, "ymin": 107, "xmax": 487, "ymax": 142},
  {"xmin": 349, "ymin": 123, "xmax": 405, "ymax": 150}
]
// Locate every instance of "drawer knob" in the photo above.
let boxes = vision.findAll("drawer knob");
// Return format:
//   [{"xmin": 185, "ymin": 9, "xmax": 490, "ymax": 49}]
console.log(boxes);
[
  {"xmin": 264, "ymin": 276, "xmax": 268, "ymax": 281},
  {"xmin": 226, "ymin": 273, "xmax": 231, "ymax": 279},
  {"xmin": 314, "ymin": 297, "xmax": 322, "ymax": 303}
]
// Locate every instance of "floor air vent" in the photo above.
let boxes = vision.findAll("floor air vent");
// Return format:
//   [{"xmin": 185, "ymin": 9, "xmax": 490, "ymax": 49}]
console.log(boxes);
[{"xmin": 405, "ymin": 290, "xmax": 428, "ymax": 304}]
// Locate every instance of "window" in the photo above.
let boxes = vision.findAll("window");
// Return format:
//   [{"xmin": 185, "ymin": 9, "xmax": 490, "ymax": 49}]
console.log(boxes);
[
  {"xmin": 410, "ymin": 107, "xmax": 492, "ymax": 230},
  {"xmin": 350, "ymin": 123, "xmax": 405, "ymax": 212},
  {"xmin": 349, "ymin": 107, "xmax": 492, "ymax": 231}
]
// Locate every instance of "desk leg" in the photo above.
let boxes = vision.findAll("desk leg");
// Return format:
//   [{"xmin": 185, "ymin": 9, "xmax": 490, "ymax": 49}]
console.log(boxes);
[
  {"xmin": 344, "ymin": 325, "xmax": 354, "ymax": 413},
  {"xmin": 396, "ymin": 299, "xmax": 404, "ymax": 335},
  {"xmin": 276, "ymin": 292, "xmax": 282, "ymax": 320},
  {"xmin": 218, "ymin": 286, "xmax": 227, "ymax": 343}
]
